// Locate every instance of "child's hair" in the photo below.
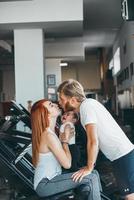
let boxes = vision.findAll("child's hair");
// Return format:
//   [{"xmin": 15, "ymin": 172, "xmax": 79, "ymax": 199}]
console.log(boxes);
[
  {"xmin": 73, "ymin": 112, "xmax": 79, "ymax": 123},
  {"xmin": 57, "ymin": 79, "xmax": 85, "ymax": 102},
  {"xmin": 63, "ymin": 111, "xmax": 79, "ymax": 124},
  {"xmin": 31, "ymin": 99, "xmax": 49, "ymax": 166}
]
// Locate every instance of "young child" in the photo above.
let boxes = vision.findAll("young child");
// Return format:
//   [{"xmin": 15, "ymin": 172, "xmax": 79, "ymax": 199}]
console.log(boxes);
[
  {"xmin": 60, "ymin": 111, "xmax": 80, "ymax": 171},
  {"xmin": 60, "ymin": 111, "xmax": 78, "ymax": 145}
]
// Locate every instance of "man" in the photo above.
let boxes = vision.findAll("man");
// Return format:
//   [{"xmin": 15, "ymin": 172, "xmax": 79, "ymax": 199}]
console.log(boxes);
[{"xmin": 57, "ymin": 79, "xmax": 134, "ymax": 200}]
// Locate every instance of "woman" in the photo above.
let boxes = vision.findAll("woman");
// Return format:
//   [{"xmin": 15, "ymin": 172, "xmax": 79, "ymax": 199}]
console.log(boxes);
[{"xmin": 31, "ymin": 99, "xmax": 101, "ymax": 199}]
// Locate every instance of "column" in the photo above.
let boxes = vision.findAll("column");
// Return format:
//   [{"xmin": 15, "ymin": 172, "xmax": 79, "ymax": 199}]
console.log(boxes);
[{"xmin": 14, "ymin": 29, "xmax": 46, "ymax": 108}]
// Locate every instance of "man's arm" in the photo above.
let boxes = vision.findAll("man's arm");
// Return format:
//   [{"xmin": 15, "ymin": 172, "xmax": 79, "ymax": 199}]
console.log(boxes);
[
  {"xmin": 86, "ymin": 123, "xmax": 99, "ymax": 171},
  {"xmin": 72, "ymin": 123, "xmax": 99, "ymax": 182}
]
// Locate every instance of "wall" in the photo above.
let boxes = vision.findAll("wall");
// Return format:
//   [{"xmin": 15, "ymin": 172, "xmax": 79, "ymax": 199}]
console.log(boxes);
[
  {"xmin": 114, "ymin": 22, "xmax": 134, "ymax": 87},
  {"xmin": 2, "ymin": 69, "xmax": 15, "ymax": 101},
  {"xmin": 113, "ymin": 21, "xmax": 134, "ymax": 109},
  {"xmin": 45, "ymin": 42, "xmax": 84, "ymax": 60},
  {"xmin": 45, "ymin": 59, "xmax": 61, "ymax": 101},
  {"xmin": 45, "ymin": 59, "xmax": 61, "ymax": 86},
  {"xmin": 62, "ymin": 55, "xmax": 101, "ymax": 90}
]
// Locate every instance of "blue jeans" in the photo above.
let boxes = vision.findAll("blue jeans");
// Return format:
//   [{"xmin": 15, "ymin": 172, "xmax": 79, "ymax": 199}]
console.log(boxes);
[{"xmin": 36, "ymin": 170, "xmax": 101, "ymax": 200}]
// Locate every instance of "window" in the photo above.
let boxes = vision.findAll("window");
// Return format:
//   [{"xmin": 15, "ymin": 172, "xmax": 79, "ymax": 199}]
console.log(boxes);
[{"xmin": 113, "ymin": 48, "xmax": 121, "ymax": 75}]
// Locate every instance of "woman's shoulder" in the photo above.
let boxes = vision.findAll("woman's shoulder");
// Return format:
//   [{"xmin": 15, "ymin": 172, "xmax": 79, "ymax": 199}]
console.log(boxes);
[
  {"xmin": 43, "ymin": 128, "xmax": 56, "ymax": 137},
  {"xmin": 46, "ymin": 132, "xmax": 62, "ymax": 150},
  {"xmin": 46, "ymin": 129, "xmax": 60, "ymax": 143},
  {"xmin": 41, "ymin": 129, "xmax": 56, "ymax": 144}
]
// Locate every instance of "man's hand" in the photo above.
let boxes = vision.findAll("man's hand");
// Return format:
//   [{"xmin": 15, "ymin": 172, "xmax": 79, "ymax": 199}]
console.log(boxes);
[{"xmin": 71, "ymin": 166, "xmax": 92, "ymax": 182}]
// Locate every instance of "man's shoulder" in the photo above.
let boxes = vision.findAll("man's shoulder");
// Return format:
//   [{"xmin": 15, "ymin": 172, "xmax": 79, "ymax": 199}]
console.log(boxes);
[{"xmin": 81, "ymin": 98, "xmax": 97, "ymax": 106}]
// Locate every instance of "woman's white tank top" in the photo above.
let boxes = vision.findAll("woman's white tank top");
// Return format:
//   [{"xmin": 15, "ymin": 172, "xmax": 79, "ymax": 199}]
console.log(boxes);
[{"xmin": 34, "ymin": 128, "xmax": 62, "ymax": 190}]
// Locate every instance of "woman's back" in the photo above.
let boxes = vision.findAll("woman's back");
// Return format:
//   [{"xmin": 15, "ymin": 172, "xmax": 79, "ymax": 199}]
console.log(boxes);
[{"xmin": 34, "ymin": 151, "xmax": 62, "ymax": 190}]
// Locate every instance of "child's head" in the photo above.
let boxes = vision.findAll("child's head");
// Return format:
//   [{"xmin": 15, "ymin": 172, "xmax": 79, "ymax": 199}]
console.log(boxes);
[{"xmin": 61, "ymin": 111, "xmax": 79, "ymax": 124}]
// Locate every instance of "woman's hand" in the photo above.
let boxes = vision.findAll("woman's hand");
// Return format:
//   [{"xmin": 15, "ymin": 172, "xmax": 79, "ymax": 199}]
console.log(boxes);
[{"xmin": 59, "ymin": 124, "xmax": 74, "ymax": 143}]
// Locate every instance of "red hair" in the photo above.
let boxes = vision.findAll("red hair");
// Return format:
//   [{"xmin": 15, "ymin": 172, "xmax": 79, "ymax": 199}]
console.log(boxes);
[{"xmin": 31, "ymin": 99, "xmax": 49, "ymax": 167}]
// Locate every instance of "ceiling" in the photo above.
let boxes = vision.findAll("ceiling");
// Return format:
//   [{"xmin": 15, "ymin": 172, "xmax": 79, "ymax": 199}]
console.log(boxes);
[
  {"xmin": 83, "ymin": 0, "xmax": 123, "ymax": 51},
  {"xmin": 0, "ymin": 0, "xmax": 123, "ymax": 55}
]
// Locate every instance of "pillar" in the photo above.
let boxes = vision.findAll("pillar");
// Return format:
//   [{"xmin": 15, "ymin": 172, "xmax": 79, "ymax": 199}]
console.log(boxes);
[{"xmin": 14, "ymin": 29, "xmax": 46, "ymax": 108}]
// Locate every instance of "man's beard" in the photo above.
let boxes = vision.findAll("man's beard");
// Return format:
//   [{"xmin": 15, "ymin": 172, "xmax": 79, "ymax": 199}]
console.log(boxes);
[{"xmin": 64, "ymin": 102, "xmax": 75, "ymax": 112}]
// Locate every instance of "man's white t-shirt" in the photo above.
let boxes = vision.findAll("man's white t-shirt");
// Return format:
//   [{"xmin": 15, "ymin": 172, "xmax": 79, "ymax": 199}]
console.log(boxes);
[{"xmin": 80, "ymin": 98, "xmax": 134, "ymax": 161}]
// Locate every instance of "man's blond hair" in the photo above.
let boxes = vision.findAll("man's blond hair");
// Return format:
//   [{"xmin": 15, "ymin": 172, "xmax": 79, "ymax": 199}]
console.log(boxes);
[{"xmin": 57, "ymin": 79, "xmax": 85, "ymax": 102}]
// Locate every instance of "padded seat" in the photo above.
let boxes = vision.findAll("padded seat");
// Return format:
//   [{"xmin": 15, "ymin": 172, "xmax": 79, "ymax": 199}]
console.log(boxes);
[{"xmin": 39, "ymin": 189, "xmax": 75, "ymax": 200}]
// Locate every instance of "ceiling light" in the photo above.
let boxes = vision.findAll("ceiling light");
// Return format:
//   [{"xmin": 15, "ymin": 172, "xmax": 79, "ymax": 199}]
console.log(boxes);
[{"xmin": 60, "ymin": 62, "xmax": 68, "ymax": 67}]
